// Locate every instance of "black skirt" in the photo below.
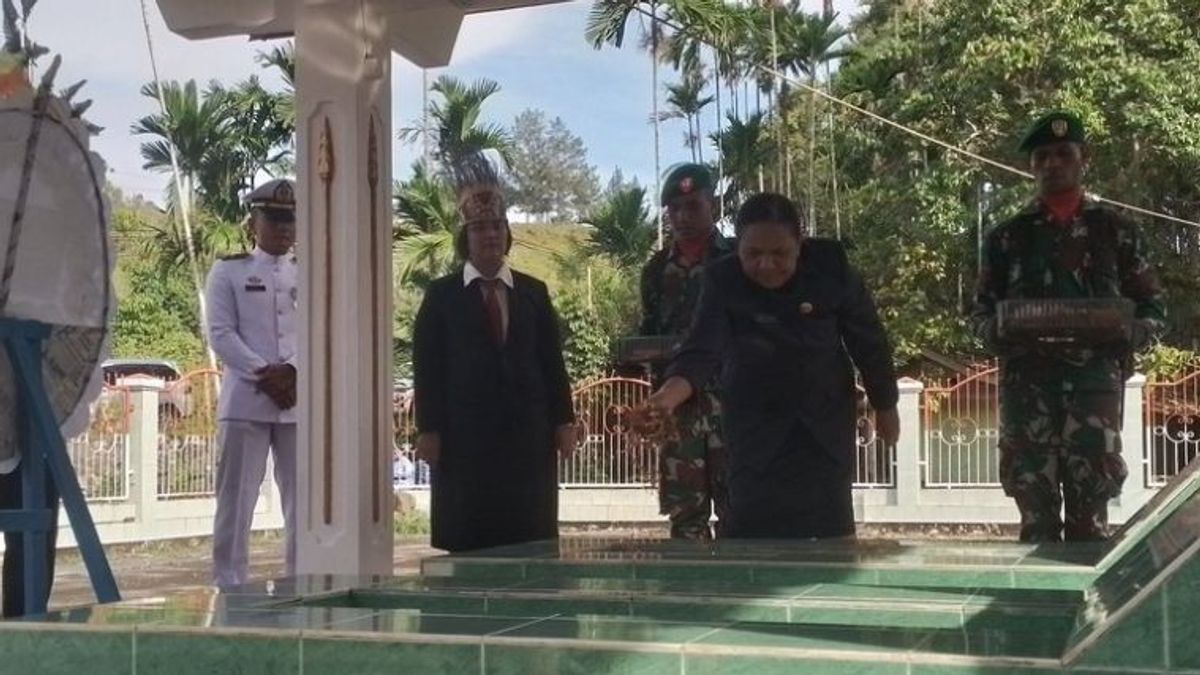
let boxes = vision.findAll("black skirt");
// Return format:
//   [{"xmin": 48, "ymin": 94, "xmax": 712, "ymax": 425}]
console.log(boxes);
[{"xmin": 723, "ymin": 422, "xmax": 855, "ymax": 539}]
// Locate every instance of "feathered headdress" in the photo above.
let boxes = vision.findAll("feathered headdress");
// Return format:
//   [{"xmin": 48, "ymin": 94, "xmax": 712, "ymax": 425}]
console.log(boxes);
[{"xmin": 447, "ymin": 151, "xmax": 506, "ymax": 224}]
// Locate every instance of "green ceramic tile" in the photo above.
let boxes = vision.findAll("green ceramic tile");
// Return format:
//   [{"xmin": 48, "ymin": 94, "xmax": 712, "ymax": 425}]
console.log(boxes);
[
  {"xmin": 909, "ymin": 663, "xmax": 1061, "ymax": 674},
  {"xmin": 1070, "ymin": 592, "xmax": 1166, "ymax": 670},
  {"xmin": 632, "ymin": 563, "xmax": 755, "ymax": 583},
  {"xmin": 0, "ymin": 626, "xmax": 132, "ymax": 674},
  {"xmin": 134, "ymin": 631, "xmax": 300, "ymax": 675},
  {"xmin": 37, "ymin": 606, "xmax": 191, "ymax": 626},
  {"xmin": 511, "ymin": 577, "xmax": 641, "ymax": 594},
  {"xmin": 220, "ymin": 574, "xmax": 385, "ymax": 598},
  {"xmin": 1017, "ymin": 543, "xmax": 1105, "ymax": 567},
  {"xmin": 787, "ymin": 604, "xmax": 966, "ymax": 630},
  {"xmin": 684, "ymin": 653, "xmax": 907, "ymax": 675},
  {"xmin": 918, "ymin": 626, "xmax": 1070, "ymax": 660},
  {"xmin": 1168, "ymin": 549, "xmax": 1200, "ymax": 668},
  {"xmin": 327, "ymin": 611, "xmax": 537, "ymax": 637},
  {"xmin": 875, "ymin": 568, "xmax": 993, "ymax": 589},
  {"xmin": 749, "ymin": 565, "xmax": 879, "ymax": 587},
  {"xmin": 799, "ymin": 583, "xmax": 976, "ymax": 604},
  {"xmin": 375, "ymin": 576, "xmax": 522, "ymax": 592},
  {"xmin": 630, "ymin": 597, "xmax": 789, "ymax": 623},
  {"xmin": 525, "ymin": 561, "xmax": 637, "ymax": 580},
  {"xmin": 302, "ymin": 637, "xmax": 481, "ymax": 675},
  {"xmin": 483, "ymin": 643, "xmax": 681, "ymax": 675},
  {"xmin": 491, "ymin": 616, "xmax": 722, "ymax": 644},
  {"xmin": 214, "ymin": 608, "xmax": 378, "ymax": 630},
  {"xmin": 487, "ymin": 595, "xmax": 633, "ymax": 619},
  {"xmin": 963, "ymin": 587, "xmax": 1083, "ymax": 609},
  {"xmin": 323, "ymin": 590, "xmax": 490, "ymax": 614},
  {"xmin": 422, "ymin": 560, "xmax": 529, "ymax": 581},
  {"xmin": 960, "ymin": 612, "xmax": 1076, "ymax": 634},
  {"xmin": 448, "ymin": 539, "xmax": 561, "ymax": 559},
  {"xmin": 692, "ymin": 621, "xmax": 929, "ymax": 653},
  {"xmin": 1007, "ymin": 570, "xmax": 1094, "ymax": 591}
]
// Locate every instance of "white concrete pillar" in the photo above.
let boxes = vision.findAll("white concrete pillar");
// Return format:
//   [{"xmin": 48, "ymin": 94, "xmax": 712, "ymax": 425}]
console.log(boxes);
[
  {"xmin": 295, "ymin": 0, "xmax": 394, "ymax": 575},
  {"xmin": 125, "ymin": 376, "xmax": 166, "ymax": 524},
  {"xmin": 894, "ymin": 377, "xmax": 925, "ymax": 512},
  {"xmin": 1114, "ymin": 373, "xmax": 1149, "ymax": 520}
]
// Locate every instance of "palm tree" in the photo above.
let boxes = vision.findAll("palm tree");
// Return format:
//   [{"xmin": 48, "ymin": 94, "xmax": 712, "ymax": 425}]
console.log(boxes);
[
  {"xmin": 132, "ymin": 79, "xmax": 238, "ymax": 367},
  {"xmin": 712, "ymin": 112, "xmax": 773, "ymax": 212},
  {"xmin": 398, "ymin": 75, "xmax": 513, "ymax": 167},
  {"xmin": 393, "ymin": 162, "xmax": 460, "ymax": 285},
  {"xmin": 256, "ymin": 42, "xmax": 295, "ymax": 126},
  {"xmin": 132, "ymin": 80, "xmax": 236, "ymax": 212},
  {"xmin": 656, "ymin": 69, "xmax": 714, "ymax": 162},
  {"xmin": 588, "ymin": 0, "xmax": 746, "ymax": 237},
  {"xmin": 584, "ymin": 186, "xmax": 656, "ymax": 269},
  {"xmin": 776, "ymin": 6, "xmax": 851, "ymax": 232}
]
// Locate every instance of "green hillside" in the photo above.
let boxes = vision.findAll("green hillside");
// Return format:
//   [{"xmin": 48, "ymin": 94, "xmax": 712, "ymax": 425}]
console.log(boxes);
[{"xmin": 507, "ymin": 222, "xmax": 590, "ymax": 291}]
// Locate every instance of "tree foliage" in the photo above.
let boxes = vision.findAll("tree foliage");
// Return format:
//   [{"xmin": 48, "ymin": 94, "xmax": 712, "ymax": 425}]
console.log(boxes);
[
  {"xmin": 583, "ymin": 185, "xmax": 656, "ymax": 269},
  {"xmin": 827, "ymin": 0, "xmax": 1200, "ymax": 366},
  {"xmin": 507, "ymin": 109, "xmax": 600, "ymax": 221}
]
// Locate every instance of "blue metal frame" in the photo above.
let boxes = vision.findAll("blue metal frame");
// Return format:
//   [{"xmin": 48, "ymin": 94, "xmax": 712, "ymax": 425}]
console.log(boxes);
[{"xmin": 0, "ymin": 318, "xmax": 119, "ymax": 614}]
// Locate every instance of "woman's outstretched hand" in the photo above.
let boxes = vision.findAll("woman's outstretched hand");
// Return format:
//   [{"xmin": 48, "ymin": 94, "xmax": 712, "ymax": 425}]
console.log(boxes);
[{"xmin": 876, "ymin": 408, "xmax": 900, "ymax": 447}]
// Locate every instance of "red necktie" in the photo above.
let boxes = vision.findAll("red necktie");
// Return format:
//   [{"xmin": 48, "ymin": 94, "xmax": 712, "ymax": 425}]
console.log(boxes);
[{"xmin": 482, "ymin": 279, "xmax": 504, "ymax": 344}]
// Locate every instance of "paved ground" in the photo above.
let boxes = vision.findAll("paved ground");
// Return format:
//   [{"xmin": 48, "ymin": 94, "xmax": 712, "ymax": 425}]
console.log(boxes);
[{"xmin": 49, "ymin": 533, "xmax": 437, "ymax": 610}]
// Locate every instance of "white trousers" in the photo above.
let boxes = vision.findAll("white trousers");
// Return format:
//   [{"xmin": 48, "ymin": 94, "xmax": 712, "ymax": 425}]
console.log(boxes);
[{"xmin": 212, "ymin": 420, "xmax": 297, "ymax": 590}]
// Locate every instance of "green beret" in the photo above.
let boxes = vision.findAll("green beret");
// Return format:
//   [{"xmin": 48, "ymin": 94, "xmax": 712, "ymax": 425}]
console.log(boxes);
[
  {"xmin": 1018, "ymin": 111, "xmax": 1086, "ymax": 154},
  {"xmin": 660, "ymin": 163, "xmax": 714, "ymax": 206}
]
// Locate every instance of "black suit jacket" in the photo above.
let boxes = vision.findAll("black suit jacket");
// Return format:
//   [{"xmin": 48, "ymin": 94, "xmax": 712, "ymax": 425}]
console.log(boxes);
[
  {"xmin": 666, "ymin": 239, "xmax": 898, "ymax": 471},
  {"xmin": 412, "ymin": 267, "xmax": 573, "ymax": 552}
]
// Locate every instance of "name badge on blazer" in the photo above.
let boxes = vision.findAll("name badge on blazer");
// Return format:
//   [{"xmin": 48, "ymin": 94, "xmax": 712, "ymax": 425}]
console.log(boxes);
[
  {"xmin": 245, "ymin": 276, "xmax": 267, "ymax": 292},
  {"xmin": 752, "ymin": 312, "xmax": 780, "ymax": 324}
]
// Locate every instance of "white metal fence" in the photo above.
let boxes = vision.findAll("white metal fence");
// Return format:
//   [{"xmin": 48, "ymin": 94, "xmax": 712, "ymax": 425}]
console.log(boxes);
[
  {"xmin": 922, "ymin": 366, "xmax": 1002, "ymax": 488},
  {"xmin": 1145, "ymin": 368, "xmax": 1200, "ymax": 487},
  {"xmin": 65, "ymin": 365, "xmax": 1200, "ymax": 527},
  {"xmin": 66, "ymin": 386, "xmax": 130, "ymax": 502},
  {"xmin": 155, "ymin": 370, "xmax": 222, "ymax": 499}
]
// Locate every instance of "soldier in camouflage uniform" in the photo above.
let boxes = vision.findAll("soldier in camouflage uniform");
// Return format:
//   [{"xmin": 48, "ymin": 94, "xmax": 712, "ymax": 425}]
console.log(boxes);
[
  {"xmin": 640, "ymin": 164, "xmax": 734, "ymax": 540},
  {"xmin": 971, "ymin": 111, "xmax": 1166, "ymax": 542}
]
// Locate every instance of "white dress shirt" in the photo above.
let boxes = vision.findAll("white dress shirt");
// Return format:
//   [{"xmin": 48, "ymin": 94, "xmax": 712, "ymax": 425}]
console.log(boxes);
[{"xmin": 463, "ymin": 261, "xmax": 514, "ymax": 340}]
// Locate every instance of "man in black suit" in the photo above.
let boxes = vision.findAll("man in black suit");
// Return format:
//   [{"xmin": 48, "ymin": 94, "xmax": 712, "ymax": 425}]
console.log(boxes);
[{"xmin": 412, "ymin": 154, "xmax": 577, "ymax": 553}]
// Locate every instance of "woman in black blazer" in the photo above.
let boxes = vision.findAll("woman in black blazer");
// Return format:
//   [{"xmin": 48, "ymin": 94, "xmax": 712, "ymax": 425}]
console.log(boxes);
[
  {"xmin": 412, "ymin": 155, "xmax": 576, "ymax": 553},
  {"xmin": 642, "ymin": 193, "xmax": 901, "ymax": 539}
]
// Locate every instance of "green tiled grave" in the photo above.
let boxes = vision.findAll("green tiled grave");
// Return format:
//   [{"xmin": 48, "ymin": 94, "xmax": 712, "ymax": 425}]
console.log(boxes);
[{"xmin": 3, "ymin": 463, "xmax": 1200, "ymax": 673}]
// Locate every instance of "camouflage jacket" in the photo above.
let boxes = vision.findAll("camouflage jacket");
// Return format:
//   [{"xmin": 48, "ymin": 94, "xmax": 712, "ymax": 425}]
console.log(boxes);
[
  {"xmin": 970, "ymin": 196, "xmax": 1166, "ymax": 386},
  {"xmin": 639, "ymin": 233, "xmax": 734, "ymax": 338}
]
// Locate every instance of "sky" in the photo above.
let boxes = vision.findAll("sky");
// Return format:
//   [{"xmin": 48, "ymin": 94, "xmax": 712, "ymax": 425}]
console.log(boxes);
[{"xmin": 25, "ymin": 0, "xmax": 861, "ymax": 204}]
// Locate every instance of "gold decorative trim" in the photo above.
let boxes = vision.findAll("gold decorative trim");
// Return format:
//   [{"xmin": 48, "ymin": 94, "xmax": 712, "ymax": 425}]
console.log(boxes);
[{"xmin": 318, "ymin": 116, "xmax": 335, "ymax": 526}]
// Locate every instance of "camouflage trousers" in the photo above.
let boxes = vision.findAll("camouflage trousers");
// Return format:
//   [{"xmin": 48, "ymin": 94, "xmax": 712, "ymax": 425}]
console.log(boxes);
[
  {"xmin": 998, "ymin": 380, "xmax": 1128, "ymax": 543},
  {"xmin": 659, "ymin": 393, "xmax": 729, "ymax": 540}
]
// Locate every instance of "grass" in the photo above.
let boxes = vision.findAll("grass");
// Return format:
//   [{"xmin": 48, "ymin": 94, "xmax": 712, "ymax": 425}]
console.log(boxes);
[
  {"xmin": 508, "ymin": 222, "xmax": 590, "ymax": 292},
  {"xmin": 394, "ymin": 509, "xmax": 432, "ymax": 536}
]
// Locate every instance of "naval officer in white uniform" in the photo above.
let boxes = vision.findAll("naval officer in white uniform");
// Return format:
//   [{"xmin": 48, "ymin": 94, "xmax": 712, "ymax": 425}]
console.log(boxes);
[{"xmin": 206, "ymin": 179, "xmax": 298, "ymax": 590}]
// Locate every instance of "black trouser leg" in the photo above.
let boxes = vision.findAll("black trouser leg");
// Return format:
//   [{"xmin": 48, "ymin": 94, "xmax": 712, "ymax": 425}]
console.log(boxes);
[{"xmin": 0, "ymin": 467, "xmax": 59, "ymax": 618}]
